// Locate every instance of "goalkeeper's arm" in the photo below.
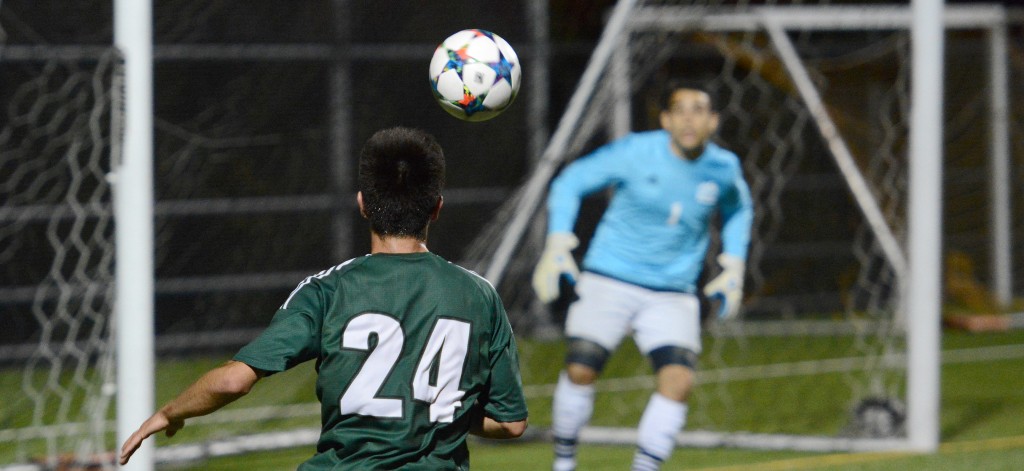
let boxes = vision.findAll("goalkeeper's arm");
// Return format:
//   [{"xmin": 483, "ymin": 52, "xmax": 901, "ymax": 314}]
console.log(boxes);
[
  {"xmin": 705, "ymin": 169, "xmax": 753, "ymax": 320},
  {"xmin": 531, "ymin": 233, "xmax": 580, "ymax": 303}
]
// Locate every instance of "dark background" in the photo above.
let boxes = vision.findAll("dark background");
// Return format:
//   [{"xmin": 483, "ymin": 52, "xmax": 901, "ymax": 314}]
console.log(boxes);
[{"xmin": 1, "ymin": 0, "xmax": 1022, "ymax": 355}]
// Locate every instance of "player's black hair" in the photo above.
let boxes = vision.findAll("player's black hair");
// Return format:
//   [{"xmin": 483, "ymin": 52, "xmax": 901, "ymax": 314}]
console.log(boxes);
[
  {"xmin": 659, "ymin": 79, "xmax": 717, "ymax": 112},
  {"xmin": 358, "ymin": 127, "xmax": 445, "ymax": 240}
]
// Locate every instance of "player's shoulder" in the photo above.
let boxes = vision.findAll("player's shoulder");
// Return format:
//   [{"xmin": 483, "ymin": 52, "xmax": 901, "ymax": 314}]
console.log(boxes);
[
  {"xmin": 310, "ymin": 256, "xmax": 368, "ymax": 281},
  {"xmin": 621, "ymin": 129, "xmax": 668, "ymax": 147},
  {"xmin": 298, "ymin": 256, "xmax": 376, "ymax": 288},
  {"xmin": 588, "ymin": 130, "xmax": 665, "ymax": 153},
  {"xmin": 279, "ymin": 256, "xmax": 367, "ymax": 309},
  {"xmin": 704, "ymin": 141, "xmax": 739, "ymax": 160},
  {"xmin": 443, "ymin": 257, "xmax": 499, "ymax": 293},
  {"xmin": 702, "ymin": 142, "xmax": 742, "ymax": 170},
  {"xmin": 425, "ymin": 255, "xmax": 500, "ymax": 301},
  {"xmin": 586, "ymin": 130, "xmax": 668, "ymax": 165}
]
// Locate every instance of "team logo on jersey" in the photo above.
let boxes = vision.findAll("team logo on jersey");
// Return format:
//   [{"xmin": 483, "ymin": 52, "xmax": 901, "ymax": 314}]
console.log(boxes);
[{"xmin": 696, "ymin": 181, "xmax": 719, "ymax": 205}]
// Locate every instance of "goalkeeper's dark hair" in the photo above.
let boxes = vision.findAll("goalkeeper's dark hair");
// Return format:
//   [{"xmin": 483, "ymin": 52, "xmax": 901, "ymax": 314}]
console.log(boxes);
[
  {"xmin": 358, "ymin": 127, "xmax": 445, "ymax": 240},
  {"xmin": 659, "ymin": 79, "xmax": 717, "ymax": 111}
]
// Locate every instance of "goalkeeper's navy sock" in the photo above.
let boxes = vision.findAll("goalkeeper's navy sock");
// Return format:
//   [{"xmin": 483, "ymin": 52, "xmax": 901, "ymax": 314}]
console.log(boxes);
[
  {"xmin": 631, "ymin": 447, "xmax": 664, "ymax": 471},
  {"xmin": 552, "ymin": 436, "xmax": 577, "ymax": 471}
]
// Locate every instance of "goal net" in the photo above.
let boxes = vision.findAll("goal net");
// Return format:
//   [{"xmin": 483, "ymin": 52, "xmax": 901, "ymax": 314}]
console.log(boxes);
[
  {"xmin": 464, "ymin": 2, "xmax": 1021, "ymax": 452},
  {"xmin": 0, "ymin": 46, "xmax": 123, "ymax": 467}
]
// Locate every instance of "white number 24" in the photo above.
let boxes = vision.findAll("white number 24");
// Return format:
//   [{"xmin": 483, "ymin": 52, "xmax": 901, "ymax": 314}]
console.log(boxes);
[{"xmin": 339, "ymin": 313, "xmax": 471, "ymax": 423}]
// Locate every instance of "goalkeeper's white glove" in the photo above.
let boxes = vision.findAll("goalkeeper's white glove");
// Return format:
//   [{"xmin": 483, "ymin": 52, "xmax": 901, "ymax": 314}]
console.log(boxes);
[
  {"xmin": 703, "ymin": 254, "xmax": 745, "ymax": 320},
  {"xmin": 531, "ymin": 233, "xmax": 580, "ymax": 304}
]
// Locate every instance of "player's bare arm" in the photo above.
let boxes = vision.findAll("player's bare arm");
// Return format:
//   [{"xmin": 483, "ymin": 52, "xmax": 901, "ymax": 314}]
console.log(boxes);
[
  {"xmin": 470, "ymin": 415, "xmax": 528, "ymax": 439},
  {"xmin": 119, "ymin": 361, "xmax": 262, "ymax": 465}
]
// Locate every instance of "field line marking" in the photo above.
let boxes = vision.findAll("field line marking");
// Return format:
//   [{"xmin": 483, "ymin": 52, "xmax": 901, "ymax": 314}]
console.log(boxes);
[
  {"xmin": 521, "ymin": 343, "xmax": 1024, "ymax": 397},
  {"xmin": 692, "ymin": 451, "xmax": 914, "ymax": 470},
  {"xmin": 938, "ymin": 434, "xmax": 1024, "ymax": 453},
  {"xmin": 692, "ymin": 434, "xmax": 1024, "ymax": 470}
]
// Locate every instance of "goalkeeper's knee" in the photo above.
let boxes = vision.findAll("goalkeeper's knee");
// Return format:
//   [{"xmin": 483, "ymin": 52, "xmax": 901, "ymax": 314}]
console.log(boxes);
[{"xmin": 565, "ymin": 337, "xmax": 611, "ymax": 375}]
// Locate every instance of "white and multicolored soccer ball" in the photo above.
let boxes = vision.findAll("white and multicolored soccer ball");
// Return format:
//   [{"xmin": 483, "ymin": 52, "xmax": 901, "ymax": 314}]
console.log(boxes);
[{"xmin": 429, "ymin": 29, "xmax": 521, "ymax": 122}]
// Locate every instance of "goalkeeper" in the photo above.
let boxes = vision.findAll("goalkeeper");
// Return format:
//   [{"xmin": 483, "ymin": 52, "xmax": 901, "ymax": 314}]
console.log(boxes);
[{"xmin": 533, "ymin": 81, "xmax": 752, "ymax": 471}]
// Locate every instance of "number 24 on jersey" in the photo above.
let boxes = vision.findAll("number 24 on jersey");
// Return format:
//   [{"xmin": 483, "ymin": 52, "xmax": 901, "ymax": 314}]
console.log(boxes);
[{"xmin": 339, "ymin": 313, "xmax": 471, "ymax": 423}]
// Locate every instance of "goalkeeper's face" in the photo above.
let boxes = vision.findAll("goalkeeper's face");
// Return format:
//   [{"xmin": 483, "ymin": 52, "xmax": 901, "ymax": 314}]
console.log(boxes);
[{"xmin": 660, "ymin": 89, "xmax": 719, "ymax": 159}]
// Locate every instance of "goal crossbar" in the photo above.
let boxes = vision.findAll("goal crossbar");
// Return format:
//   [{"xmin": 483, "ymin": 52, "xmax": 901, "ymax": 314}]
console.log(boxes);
[{"xmin": 630, "ymin": 4, "xmax": 1013, "ymax": 31}]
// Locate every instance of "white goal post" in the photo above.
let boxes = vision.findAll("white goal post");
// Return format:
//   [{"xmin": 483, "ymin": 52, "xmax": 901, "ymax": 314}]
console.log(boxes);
[{"xmin": 114, "ymin": 0, "xmax": 155, "ymax": 470}]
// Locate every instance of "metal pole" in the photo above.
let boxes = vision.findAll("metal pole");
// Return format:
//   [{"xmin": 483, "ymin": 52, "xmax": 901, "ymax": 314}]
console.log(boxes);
[
  {"xmin": 527, "ymin": 0, "xmax": 552, "ymax": 162},
  {"xmin": 114, "ymin": 0, "xmax": 155, "ymax": 468},
  {"xmin": 330, "ymin": 0, "xmax": 355, "ymax": 262},
  {"xmin": 988, "ymin": 17, "xmax": 1012, "ymax": 308},
  {"xmin": 610, "ymin": 33, "xmax": 632, "ymax": 138},
  {"xmin": 907, "ymin": 0, "xmax": 943, "ymax": 454}
]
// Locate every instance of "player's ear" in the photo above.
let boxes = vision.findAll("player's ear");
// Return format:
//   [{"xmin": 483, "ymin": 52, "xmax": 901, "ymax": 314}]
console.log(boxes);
[
  {"xmin": 710, "ymin": 111, "xmax": 720, "ymax": 133},
  {"xmin": 429, "ymin": 196, "xmax": 443, "ymax": 221},
  {"xmin": 659, "ymin": 110, "xmax": 671, "ymax": 130},
  {"xmin": 356, "ymin": 192, "xmax": 368, "ymax": 219}
]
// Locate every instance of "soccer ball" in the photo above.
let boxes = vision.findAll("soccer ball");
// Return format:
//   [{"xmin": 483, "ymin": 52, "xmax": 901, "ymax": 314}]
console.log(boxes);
[{"xmin": 429, "ymin": 29, "xmax": 521, "ymax": 122}]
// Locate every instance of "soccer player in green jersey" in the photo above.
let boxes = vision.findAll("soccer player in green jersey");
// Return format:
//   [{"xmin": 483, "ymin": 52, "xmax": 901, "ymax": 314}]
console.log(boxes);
[{"xmin": 120, "ymin": 127, "xmax": 529, "ymax": 469}]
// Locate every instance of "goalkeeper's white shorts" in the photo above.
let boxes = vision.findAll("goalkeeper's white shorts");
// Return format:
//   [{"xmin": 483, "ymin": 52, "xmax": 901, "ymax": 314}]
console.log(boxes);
[{"xmin": 565, "ymin": 272, "xmax": 702, "ymax": 355}]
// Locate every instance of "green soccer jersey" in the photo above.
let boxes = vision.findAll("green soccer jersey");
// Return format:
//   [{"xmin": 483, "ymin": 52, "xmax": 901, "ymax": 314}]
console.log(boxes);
[{"xmin": 234, "ymin": 252, "xmax": 528, "ymax": 470}]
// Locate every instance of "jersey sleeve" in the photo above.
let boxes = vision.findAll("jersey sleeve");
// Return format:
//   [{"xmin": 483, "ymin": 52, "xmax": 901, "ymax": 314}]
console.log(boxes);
[
  {"xmin": 233, "ymin": 281, "xmax": 324, "ymax": 374},
  {"xmin": 719, "ymin": 158, "xmax": 754, "ymax": 260},
  {"xmin": 481, "ymin": 295, "xmax": 529, "ymax": 422},
  {"xmin": 547, "ymin": 137, "xmax": 635, "ymax": 234}
]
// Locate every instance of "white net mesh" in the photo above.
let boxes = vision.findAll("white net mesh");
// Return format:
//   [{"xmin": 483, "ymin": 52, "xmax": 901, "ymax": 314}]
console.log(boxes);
[{"xmin": 0, "ymin": 47, "xmax": 122, "ymax": 466}]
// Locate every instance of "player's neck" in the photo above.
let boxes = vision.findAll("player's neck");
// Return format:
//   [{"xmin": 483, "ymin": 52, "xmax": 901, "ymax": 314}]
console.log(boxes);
[
  {"xmin": 670, "ymin": 141, "xmax": 707, "ymax": 161},
  {"xmin": 370, "ymin": 233, "xmax": 429, "ymax": 254},
  {"xmin": 681, "ymin": 144, "xmax": 706, "ymax": 161}
]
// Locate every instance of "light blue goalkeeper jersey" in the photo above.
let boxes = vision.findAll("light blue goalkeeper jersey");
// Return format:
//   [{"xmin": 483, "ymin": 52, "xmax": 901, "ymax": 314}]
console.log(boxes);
[{"xmin": 547, "ymin": 130, "xmax": 753, "ymax": 293}]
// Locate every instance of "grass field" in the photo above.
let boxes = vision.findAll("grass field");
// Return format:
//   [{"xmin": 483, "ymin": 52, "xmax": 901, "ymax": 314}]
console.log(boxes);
[
  {"xmin": 2, "ymin": 328, "xmax": 1023, "ymax": 469},
  {"xmin": 196, "ymin": 437, "xmax": 1024, "ymax": 470}
]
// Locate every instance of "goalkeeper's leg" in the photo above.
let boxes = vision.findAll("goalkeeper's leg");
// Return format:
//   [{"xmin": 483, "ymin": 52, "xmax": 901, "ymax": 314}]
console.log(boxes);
[
  {"xmin": 551, "ymin": 339, "xmax": 612, "ymax": 471},
  {"xmin": 553, "ymin": 273, "xmax": 634, "ymax": 471},
  {"xmin": 631, "ymin": 294, "xmax": 701, "ymax": 470},
  {"xmin": 631, "ymin": 362, "xmax": 694, "ymax": 471}
]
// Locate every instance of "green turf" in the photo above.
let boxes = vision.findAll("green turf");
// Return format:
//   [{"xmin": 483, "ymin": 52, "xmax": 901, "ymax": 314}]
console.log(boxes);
[
  {"xmin": 193, "ymin": 435, "xmax": 1024, "ymax": 470},
  {"xmin": 2, "ymin": 329, "xmax": 1022, "ymax": 469}
]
